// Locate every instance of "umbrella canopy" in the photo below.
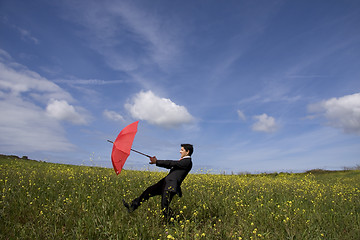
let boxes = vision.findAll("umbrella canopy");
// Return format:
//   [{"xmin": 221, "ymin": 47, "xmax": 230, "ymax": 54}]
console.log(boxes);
[{"xmin": 111, "ymin": 121, "xmax": 139, "ymax": 175}]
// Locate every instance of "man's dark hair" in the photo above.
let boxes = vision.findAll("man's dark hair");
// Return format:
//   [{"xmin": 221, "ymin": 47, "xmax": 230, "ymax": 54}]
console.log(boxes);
[{"xmin": 181, "ymin": 144, "xmax": 193, "ymax": 156}]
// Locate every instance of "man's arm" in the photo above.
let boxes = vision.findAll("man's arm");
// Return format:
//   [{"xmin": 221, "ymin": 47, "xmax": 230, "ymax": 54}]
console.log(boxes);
[
  {"xmin": 149, "ymin": 156, "xmax": 192, "ymax": 169},
  {"xmin": 156, "ymin": 158, "xmax": 192, "ymax": 170}
]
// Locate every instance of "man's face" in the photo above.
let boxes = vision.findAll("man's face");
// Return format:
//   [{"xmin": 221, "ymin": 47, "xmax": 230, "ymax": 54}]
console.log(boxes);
[{"xmin": 180, "ymin": 147, "xmax": 190, "ymax": 158}]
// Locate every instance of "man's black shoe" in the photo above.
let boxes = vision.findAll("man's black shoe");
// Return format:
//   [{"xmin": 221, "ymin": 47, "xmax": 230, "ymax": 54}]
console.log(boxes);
[{"xmin": 122, "ymin": 199, "xmax": 134, "ymax": 213}]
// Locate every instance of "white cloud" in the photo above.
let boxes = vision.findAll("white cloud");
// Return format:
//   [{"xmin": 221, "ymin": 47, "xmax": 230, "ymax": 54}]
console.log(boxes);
[
  {"xmin": 308, "ymin": 93, "xmax": 360, "ymax": 135},
  {"xmin": 252, "ymin": 113, "xmax": 278, "ymax": 133},
  {"xmin": 46, "ymin": 99, "xmax": 88, "ymax": 125},
  {"xmin": 109, "ymin": 2, "xmax": 179, "ymax": 69},
  {"xmin": 16, "ymin": 26, "xmax": 39, "ymax": 44},
  {"xmin": 125, "ymin": 90, "xmax": 194, "ymax": 128},
  {"xmin": 0, "ymin": 60, "xmax": 72, "ymax": 102},
  {"xmin": 103, "ymin": 109, "xmax": 125, "ymax": 122},
  {"xmin": 55, "ymin": 78, "xmax": 127, "ymax": 85},
  {"xmin": 61, "ymin": 0, "xmax": 180, "ymax": 76},
  {"xmin": 0, "ymin": 49, "xmax": 86, "ymax": 152},
  {"xmin": 2, "ymin": 19, "xmax": 39, "ymax": 44},
  {"xmin": 0, "ymin": 96, "xmax": 75, "ymax": 153},
  {"xmin": 237, "ymin": 109, "xmax": 246, "ymax": 121},
  {"xmin": 0, "ymin": 49, "xmax": 11, "ymax": 61}
]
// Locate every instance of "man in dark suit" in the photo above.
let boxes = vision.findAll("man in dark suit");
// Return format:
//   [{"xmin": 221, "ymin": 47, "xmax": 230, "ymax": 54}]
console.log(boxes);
[{"xmin": 123, "ymin": 144, "xmax": 193, "ymax": 219}]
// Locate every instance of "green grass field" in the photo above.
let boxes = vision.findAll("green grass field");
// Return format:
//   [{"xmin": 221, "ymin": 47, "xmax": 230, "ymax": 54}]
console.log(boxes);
[{"xmin": 1, "ymin": 155, "xmax": 359, "ymax": 239}]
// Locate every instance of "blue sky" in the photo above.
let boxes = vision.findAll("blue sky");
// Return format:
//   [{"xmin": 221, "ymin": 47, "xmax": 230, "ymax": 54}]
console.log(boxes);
[{"xmin": 1, "ymin": 0, "xmax": 359, "ymax": 173}]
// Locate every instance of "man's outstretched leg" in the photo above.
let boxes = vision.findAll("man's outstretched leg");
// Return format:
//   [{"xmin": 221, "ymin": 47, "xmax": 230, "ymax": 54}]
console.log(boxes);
[
  {"xmin": 123, "ymin": 179, "xmax": 164, "ymax": 213},
  {"xmin": 161, "ymin": 190, "xmax": 176, "ymax": 220}
]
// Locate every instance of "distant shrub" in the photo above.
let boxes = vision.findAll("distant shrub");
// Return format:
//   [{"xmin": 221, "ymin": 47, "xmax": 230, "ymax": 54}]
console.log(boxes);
[
  {"xmin": 305, "ymin": 168, "xmax": 332, "ymax": 174},
  {"xmin": 344, "ymin": 164, "xmax": 360, "ymax": 171}
]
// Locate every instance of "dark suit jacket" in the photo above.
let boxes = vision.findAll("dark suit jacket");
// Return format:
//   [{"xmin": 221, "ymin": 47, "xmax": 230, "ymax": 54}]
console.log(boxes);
[{"xmin": 156, "ymin": 157, "xmax": 192, "ymax": 197}]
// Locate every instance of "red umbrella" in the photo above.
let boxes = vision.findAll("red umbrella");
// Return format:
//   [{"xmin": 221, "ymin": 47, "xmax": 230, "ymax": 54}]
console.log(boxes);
[{"xmin": 108, "ymin": 121, "xmax": 150, "ymax": 175}]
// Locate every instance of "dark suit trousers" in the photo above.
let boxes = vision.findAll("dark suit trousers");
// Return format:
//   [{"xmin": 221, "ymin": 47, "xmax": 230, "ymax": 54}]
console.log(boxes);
[{"xmin": 131, "ymin": 178, "xmax": 176, "ymax": 217}]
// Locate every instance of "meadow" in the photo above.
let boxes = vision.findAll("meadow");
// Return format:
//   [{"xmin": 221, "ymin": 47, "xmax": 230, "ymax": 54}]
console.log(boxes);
[{"xmin": 1, "ymin": 155, "xmax": 359, "ymax": 239}]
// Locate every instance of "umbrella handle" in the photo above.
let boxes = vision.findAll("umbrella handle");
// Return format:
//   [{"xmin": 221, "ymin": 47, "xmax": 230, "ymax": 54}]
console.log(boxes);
[{"xmin": 107, "ymin": 140, "xmax": 151, "ymax": 158}]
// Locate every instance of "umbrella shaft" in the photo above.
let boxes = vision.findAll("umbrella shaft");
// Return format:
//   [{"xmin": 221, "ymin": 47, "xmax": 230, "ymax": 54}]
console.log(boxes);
[{"xmin": 130, "ymin": 149, "xmax": 151, "ymax": 158}]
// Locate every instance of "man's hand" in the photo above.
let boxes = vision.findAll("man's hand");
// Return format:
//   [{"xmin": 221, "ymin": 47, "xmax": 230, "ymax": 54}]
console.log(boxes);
[{"xmin": 149, "ymin": 156, "xmax": 157, "ymax": 164}]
